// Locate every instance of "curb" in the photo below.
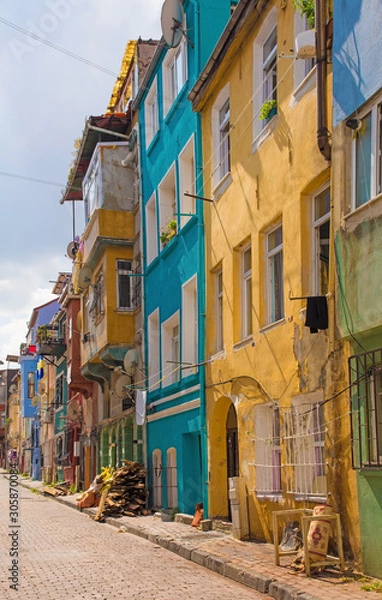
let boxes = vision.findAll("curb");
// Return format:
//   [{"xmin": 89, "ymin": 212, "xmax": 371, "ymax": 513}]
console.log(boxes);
[{"xmin": 15, "ymin": 477, "xmax": 321, "ymax": 600}]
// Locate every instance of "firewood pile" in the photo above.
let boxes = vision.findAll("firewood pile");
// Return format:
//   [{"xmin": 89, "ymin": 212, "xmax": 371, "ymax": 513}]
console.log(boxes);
[
  {"xmin": 43, "ymin": 480, "xmax": 71, "ymax": 497},
  {"xmin": 95, "ymin": 461, "xmax": 149, "ymax": 521}
]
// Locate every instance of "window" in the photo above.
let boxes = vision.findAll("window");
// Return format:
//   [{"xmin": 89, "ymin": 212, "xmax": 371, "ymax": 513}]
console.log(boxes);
[
  {"xmin": 148, "ymin": 309, "xmax": 160, "ymax": 391},
  {"xmin": 215, "ymin": 268, "xmax": 224, "ymax": 353},
  {"xmin": 285, "ymin": 394, "xmax": 326, "ymax": 498},
  {"xmin": 116, "ymin": 259, "xmax": 133, "ymax": 310},
  {"xmin": 67, "ymin": 315, "xmax": 72, "ymax": 342},
  {"xmin": 182, "ymin": 276, "xmax": 198, "ymax": 376},
  {"xmin": 293, "ymin": 11, "xmax": 315, "ymax": 90},
  {"xmin": 163, "ymin": 40, "xmax": 187, "ymax": 114},
  {"xmin": 349, "ymin": 347, "xmax": 382, "ymax": 469},
  {"xmin": 351, "ymin": 102, "xmax": 382, "ymax": 209},
  {"xmin": 89, "ymin": 271, "xmax": 103, "ymax": 322},
  {"xmin": 83, "ymin": 153, "xmax": 100, "ymax": 221},
  {"xmin": 158, "ymin": 165, "xmax": 177, "ymax": 245},
  {"xmin": 27, "ymin": 372, "xmax": 35, "ymax": 398},
  {"xmin": 55, "ymin": 373, "xmax": 64, "ymax": 409},
  {"xmin": 212, "ymin": 84, "xmax": 231, "ymax": 189},
  {"xmin": 253, "ymin": 8, "xmax": 277, "ymax": 141},
  {"xmin": 146, "ymin": 194, "xmax": 158, "ymax": 264},
  {"xmin": 152, "ymin": 449, "xmax": 162, "ymax": 507},
  {"xmin": 313, "ymin": 187, "xmax": 330, "ymax": 295},
  {"xmin": 179, "ymin": 136, "xmax": 195, "ymax": 227},
  {"xmin": 242, "ymin": 246, "xmax": 252, "ymax": 337},
  {"xmin": 162, "ymin": 312, "xmax": 180, "ymax": 386},
  {"xmin": 267, "ymin": 225, "xmax": 284, "ymax": 324},
  {"xmin": 166, "ymin": 447, "xmax": 178, "ymax": 508},
  {"xmin": 254, "ymin": 404, "xmax": 281, "ymax": 494},
  {"xmin": 145, "ymin": 78, "xmax": 159, "ymax": 147}
]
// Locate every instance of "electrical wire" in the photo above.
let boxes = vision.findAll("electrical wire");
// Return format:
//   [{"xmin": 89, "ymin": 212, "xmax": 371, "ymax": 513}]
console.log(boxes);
[{"xmin": 0, "ymin": 15, "xmax": 119, "ymax": 78}]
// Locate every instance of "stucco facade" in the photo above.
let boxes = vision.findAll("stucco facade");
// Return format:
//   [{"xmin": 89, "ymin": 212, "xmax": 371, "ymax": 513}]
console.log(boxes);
[
  {"xmin": 191, "ymin": 0, "xmax": 360, "ymax": 563},
  {"xmin": 332, "ymin": 0, "xmax": 382, "ymax": 578}
]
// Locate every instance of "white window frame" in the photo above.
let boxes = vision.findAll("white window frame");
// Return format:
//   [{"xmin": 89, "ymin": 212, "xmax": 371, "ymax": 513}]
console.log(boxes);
[
  {"xmin": 266, "ymin": 224, "xmax": 284, "ymax": 325},
  {"xmin": 145, "ymin": 77, "xmax": 159, "ymax": 147},
  {"xmin": 252, "ymin": 8, "xmax": 277, "ymax": 143},
  {"xmin": 215, "ymin": 267, "xmax": 224, "ymax": 353},
  {"xmin": 293, "ymin": 11, "xmax": 316, "ymax": 93},
  {"xmin": 351, "ymin": 100, "xmax": 382, "ymax": 210},
  {"xmin": 179, "ymin": 135, "xmax": 196, "ymax": 227},
  {"xmin": 116, "ymin": 259, "xmax": 133, "ymax": 311},
  {"xmin": 288, "ymin": 392, "xmax": 327, "ymax": 499},
  {"xmin": 312, "ymin": 185, "xmax": 330, "ymax": 296},
  {"xmin": 182, "ymin": 275, "xmax": 198, "ymax": 376},
  {"xmin": 148, "ymin": 309, "xmax": 160, "ymax": 391},
  {"xmin": 162, "ymin": 311, "xmax": 180, "ymax": 386},
  {"xmin": 212, "ymin": 83, "xmax": 231, "ymax": 190},
  {"xmin": 83, "ymin": 152, "xmax": 101, "ymax": 221},
  {"xmin": 146, "ymin": 194, "xmax": 158, "ymax": 264},
  {"xmin": 166, "ymin": 447, "xmax": 178, "ymax": 508},
  {"xmin": 163, "ymin": 38, "xmax": 187, "ymax": 116},
  {"xmin": 254, "ymin": 403, "xmax": 281, "ymax": 496},
  {"xmin": 158, "ymin": 164, "xmax": 177, "ymax": 243},
  {"xmin": 242, "ymin": 245, "xmax": 252, "ymax": 338}
]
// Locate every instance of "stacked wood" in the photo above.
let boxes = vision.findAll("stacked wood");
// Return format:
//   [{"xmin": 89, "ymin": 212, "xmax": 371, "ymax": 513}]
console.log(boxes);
[
  {"xmin": 95, "ymin": 461, "xmax": 149, "ymax": 521},
  {"xmin": 43, "ymin": 481, "xmax": 71, "ymax": 497}
]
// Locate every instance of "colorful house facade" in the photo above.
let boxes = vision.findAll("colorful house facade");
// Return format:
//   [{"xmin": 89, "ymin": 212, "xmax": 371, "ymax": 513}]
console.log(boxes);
[
  {"xmin": 135, "ymin": 0, "xmax": 236, "ymax": 515},
  {"xmin": 332, "ymin": 0, "xmax": 382, "ymax": 577},
  {"xmin": 190, "ymin": 0, "xmax": 360, "ymax": 562}
]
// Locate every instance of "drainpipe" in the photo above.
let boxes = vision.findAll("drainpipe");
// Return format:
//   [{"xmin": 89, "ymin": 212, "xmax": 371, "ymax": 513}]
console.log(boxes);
[
  {"xmin": 316, "ymin": 0, "xmax": 331, "ymax": 162},
  {"xmin": 187, "ymin": 0, "xmax": 208, "ymax": 515}
]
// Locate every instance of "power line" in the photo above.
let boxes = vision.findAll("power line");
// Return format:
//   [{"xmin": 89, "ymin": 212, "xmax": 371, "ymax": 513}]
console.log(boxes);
[
  {"xmin": 0, "ymin": 15, "xmax": 119, "ymax": 78},
  {"xmin": 0, "ymin": 169, "xmax": 64, "ymax": 188}
]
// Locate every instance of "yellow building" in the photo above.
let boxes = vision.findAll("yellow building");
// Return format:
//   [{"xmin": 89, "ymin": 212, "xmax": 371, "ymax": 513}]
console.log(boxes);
[{"xmin": 190, "ymin": 0, "xmax": 360, "ymax": 561}]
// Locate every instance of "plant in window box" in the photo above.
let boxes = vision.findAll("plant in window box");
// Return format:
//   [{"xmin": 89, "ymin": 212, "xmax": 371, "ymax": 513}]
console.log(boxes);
[
  {"xmin": 160, "ymin": 219, "xmax": 177, "ymax": 246},
  {"xmin": 36, "ymin": 324, "xmax": 48, "ymax": 343},
  {"xmin": 259, "ymin": 99, "xmax": 277, "ymax": 122}
]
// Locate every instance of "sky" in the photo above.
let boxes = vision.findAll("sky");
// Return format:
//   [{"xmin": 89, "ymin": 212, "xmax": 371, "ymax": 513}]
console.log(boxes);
[{"xmin": 0, "ymin": 0, "xmax": 163, "ymax": 361}]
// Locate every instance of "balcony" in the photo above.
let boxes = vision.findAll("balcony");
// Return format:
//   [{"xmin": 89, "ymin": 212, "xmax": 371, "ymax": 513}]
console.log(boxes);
[{"xmin": 36, "ymin": 326, "xmax": 66, "ymax": 358}]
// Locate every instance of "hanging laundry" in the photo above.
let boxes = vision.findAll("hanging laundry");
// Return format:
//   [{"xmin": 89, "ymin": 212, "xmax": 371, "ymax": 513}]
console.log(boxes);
[
  {"xmin": 135, "ymin": 390, "xmax": 147, "ymax": 426},
  {"xmin": 305, "ymin": 296, "xmax": 328, "ymax": 333}
]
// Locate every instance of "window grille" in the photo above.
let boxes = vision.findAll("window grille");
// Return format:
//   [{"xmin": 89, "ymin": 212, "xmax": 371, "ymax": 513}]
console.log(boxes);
[{"xmin": 349, "ymin": 347, "xmax": 382, "ymax": 469}]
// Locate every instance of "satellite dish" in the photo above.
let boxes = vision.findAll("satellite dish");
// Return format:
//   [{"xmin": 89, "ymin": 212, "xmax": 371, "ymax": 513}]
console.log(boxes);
[
  {"xmin": 9, "ymin": 383, "xmax": 17, "ymax": 394},
  {"xmin": 77, "ymin": 266, "xmax": 92, "ymax": 291},
  {"xmin": 66, "ymin": 240, "xmax": 79, "ymax": 260},
  {"xmin": 114, "ymin": 375, "xmax": 131, "ymax": 398},
  {"xmin": 31, "ymin": 395, "xmax": 40, "ymax": 407},
  {"xmin": 161, "ymin": 0, "xmax": 184, "ymax": 48},
  {"xmin": 67, "ymin": 398, "xmax": 81, "ymax": 422},
  {"xmin": 123, "ymin": 348, "xmax": 139, "ymax": 375}
]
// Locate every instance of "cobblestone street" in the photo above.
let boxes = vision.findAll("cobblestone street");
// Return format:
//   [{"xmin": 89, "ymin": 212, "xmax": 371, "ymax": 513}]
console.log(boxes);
[{"xmin": 0, "ymin": 475, "xmax": 267, "ymax": 600}]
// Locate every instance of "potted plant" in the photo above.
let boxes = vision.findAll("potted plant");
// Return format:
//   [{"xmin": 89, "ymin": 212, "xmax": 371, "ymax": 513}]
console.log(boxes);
[
  {"xmin": 160, "ymin": 219, "xmax": 177, "ymax": 246},
  {"xmin": 259, "ymin": 99, "xmax": 278, "ymax": 121},
  {"xmin": 293, "ymin": 0, "xmax": 315, "ymax": 28}
]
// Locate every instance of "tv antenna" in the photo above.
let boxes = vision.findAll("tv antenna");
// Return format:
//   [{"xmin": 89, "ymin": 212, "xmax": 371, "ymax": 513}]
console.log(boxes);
[{"xmin": 161, "ymin": 0, "xmax": 193, "ymax": 48}]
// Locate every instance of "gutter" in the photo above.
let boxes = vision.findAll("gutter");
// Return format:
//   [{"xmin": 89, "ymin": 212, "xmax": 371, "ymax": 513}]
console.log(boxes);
[{"xmin": 316, "ymin": 0, "xmax": 331, "ymax": 162}]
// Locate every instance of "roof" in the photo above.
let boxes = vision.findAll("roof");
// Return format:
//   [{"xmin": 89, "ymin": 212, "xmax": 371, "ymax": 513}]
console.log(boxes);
[{"xmin": 60, "ymin": 113, "xmax": 131, "ymax": 204}]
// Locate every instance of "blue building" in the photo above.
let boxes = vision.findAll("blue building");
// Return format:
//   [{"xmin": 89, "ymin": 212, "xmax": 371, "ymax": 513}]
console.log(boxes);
[
  {"xmin": 135, "ymin": 0, "xmax": 237, "ymax": 514},
  {"xmin": 19, "ymin": 298, "xmax": 60, "ymax": 479},
  {"xmin": 333, "ymin": 0, "xmax": 382, "ymax": 577}
]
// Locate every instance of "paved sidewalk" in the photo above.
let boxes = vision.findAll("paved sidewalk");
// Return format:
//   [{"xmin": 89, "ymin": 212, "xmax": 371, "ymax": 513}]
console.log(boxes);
[{"xmin": 13, "ymin": 474, "xmax": 382, "ymax": 600}]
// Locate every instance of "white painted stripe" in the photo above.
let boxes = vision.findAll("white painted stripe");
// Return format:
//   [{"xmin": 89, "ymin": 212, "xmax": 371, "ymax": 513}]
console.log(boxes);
[
  {"xmin": 148, "ymin": 384, "xmax": 200, "ymax": 408},
  {"xmin": 147, "ymin": 398, "xmax": 200, "ymax": 422}
]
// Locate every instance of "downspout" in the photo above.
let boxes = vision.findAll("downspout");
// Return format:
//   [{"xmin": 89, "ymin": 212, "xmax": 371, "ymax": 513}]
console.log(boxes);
[
  {"xmin": 188, "ymin": 0, "xmax": 208, "ymax": 515},
  {"xmin": 316, "ymin": 0, "xmax": 331, "ymax": 162}
]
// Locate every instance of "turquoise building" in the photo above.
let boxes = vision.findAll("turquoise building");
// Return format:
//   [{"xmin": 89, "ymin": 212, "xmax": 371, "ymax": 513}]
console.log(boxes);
[
  {"xmin": 333, "ymin": 0, "xmax": 382, "ymax": 578},
  {"xmin": 135, "ymin": 0, "xmax": 237, "ymax": 514}
]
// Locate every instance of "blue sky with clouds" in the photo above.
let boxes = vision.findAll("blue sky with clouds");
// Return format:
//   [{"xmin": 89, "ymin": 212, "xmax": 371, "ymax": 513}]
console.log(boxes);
[{"xmin": 0, "ymin": 0, "xmax": 162, "ymax": 360}]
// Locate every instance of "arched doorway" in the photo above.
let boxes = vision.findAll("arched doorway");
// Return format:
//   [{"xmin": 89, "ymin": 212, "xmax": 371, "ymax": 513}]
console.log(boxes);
[{"xmin": 226, "ymin": 404, "xmax": 239, "ymax": 479}]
